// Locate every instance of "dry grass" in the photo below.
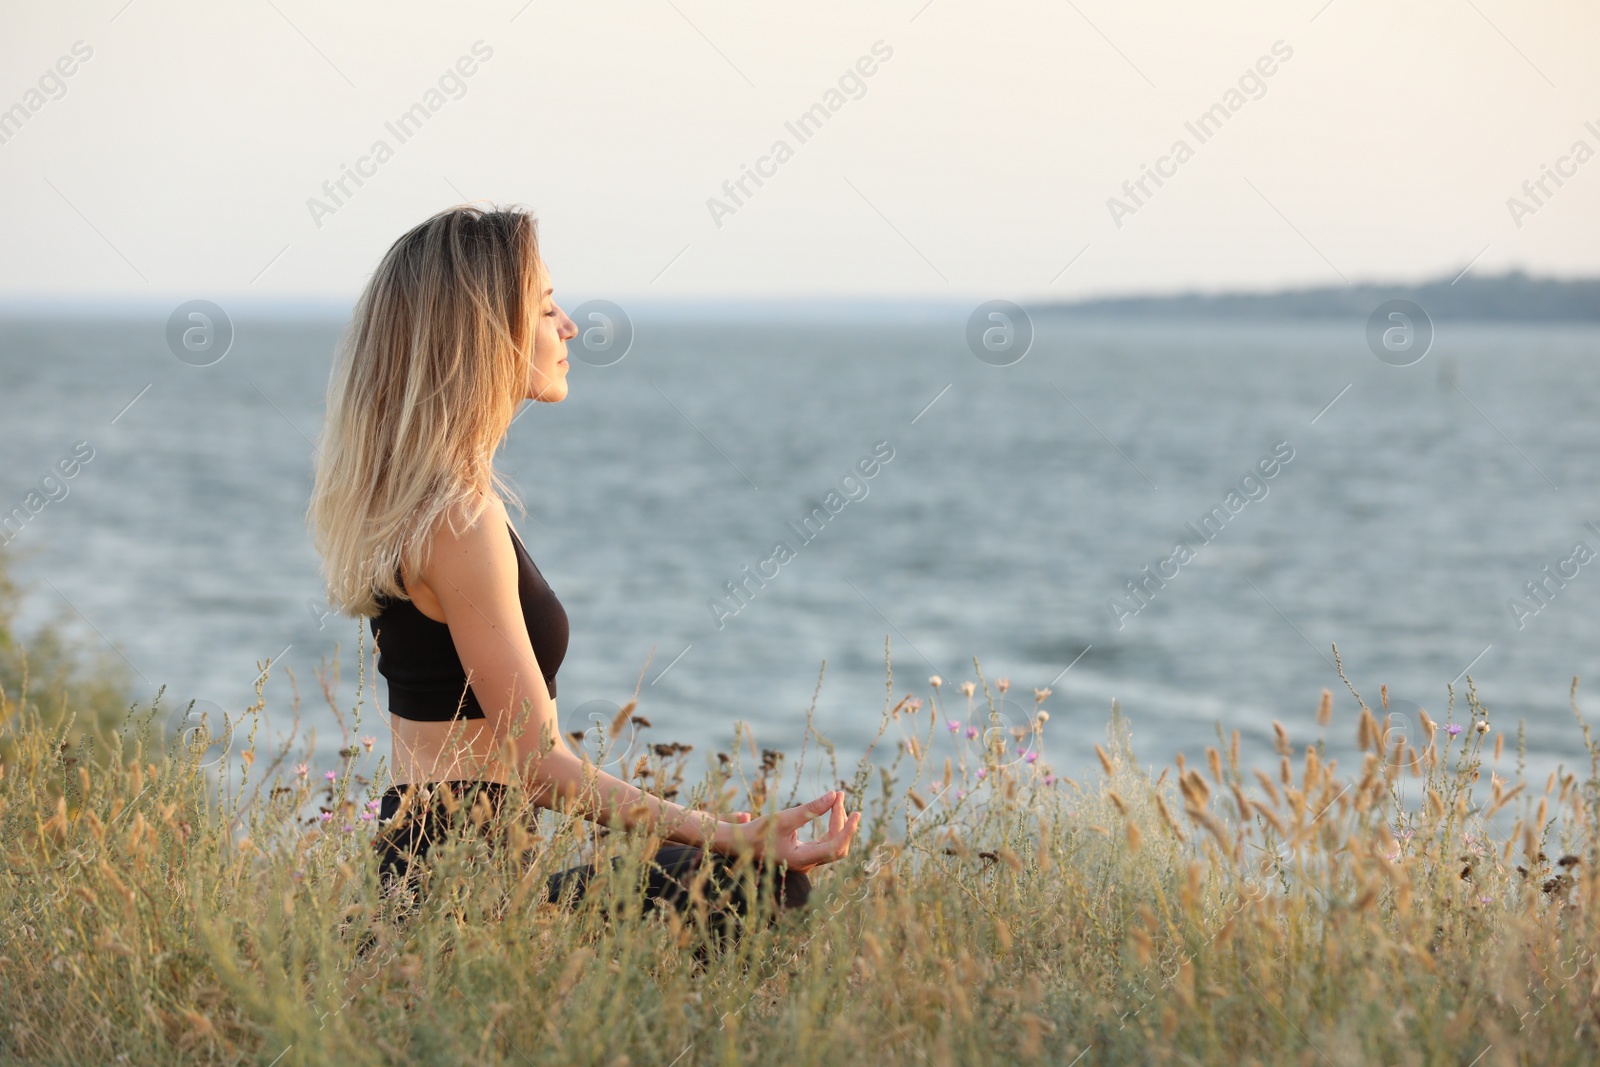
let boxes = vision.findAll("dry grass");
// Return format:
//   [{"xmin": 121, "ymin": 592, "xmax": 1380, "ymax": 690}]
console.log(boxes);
[{"xmin": 3, "ymin": 628, "xmax": 1600, "ymax": 1066}]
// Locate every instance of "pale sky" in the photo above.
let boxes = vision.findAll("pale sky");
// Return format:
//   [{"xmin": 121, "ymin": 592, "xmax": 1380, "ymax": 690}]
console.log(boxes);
[{"xmin": 2, "ymin": 0, "xmax": 1597, "ymax": 306}]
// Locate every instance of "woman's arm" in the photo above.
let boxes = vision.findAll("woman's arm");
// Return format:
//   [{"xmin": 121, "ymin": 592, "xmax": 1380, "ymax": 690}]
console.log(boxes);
[{"xmin": 423, "ymin": 500, "xmax": 855, "ymax": 861}]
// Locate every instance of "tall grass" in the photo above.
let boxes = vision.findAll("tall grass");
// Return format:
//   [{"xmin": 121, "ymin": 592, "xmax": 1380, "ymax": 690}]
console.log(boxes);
[
  {"xmin": 3, "ymin": 617, "xmax": 1599, "ymax": 1065},
  {"xmin": 0, "ymin": 549, "xmax": 132, "ymax": 769}
]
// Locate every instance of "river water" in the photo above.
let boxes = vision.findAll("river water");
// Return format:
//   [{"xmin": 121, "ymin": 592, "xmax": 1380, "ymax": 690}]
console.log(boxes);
[{"xmin": 3, "ymin": 310, "xmax": 1598, "ymax": 791}]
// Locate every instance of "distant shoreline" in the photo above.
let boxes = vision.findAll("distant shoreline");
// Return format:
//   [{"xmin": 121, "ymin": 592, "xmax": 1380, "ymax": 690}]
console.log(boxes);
[
  {"xmin": 1037, "ymin": 269, "xmax": 1600, "ymax": 322},
  {"xmin": 0, "ymin": 269, "xmax": 1595, "ymax": 322}
]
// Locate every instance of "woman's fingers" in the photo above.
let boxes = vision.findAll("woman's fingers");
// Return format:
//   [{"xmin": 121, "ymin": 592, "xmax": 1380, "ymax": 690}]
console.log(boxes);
[
  {"xmin": 841, "ymin": 810, "xmax": 859, "ymax": 854},
  {"xmin": 777, "ymin": 791, "xmax": 838, "ymax": 833},
  {"xmin": 787, "ymin": 809, "xmax": 860, "ymax": 869},
  {"xmin": 837, "ymin": 810, "xmax": 859, "ymax": 849},
  {"xmin": 748, "ymin": 792, "xmax": 861, "ymax": 870}
]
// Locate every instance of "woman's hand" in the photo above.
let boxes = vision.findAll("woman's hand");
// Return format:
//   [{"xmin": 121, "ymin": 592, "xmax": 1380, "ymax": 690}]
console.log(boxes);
[{"xmin": 716, "ymin": 790, "xmax": 861, "ymax": 874}]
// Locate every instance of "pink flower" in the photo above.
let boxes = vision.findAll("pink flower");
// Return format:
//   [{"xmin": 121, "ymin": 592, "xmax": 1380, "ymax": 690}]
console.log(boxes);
[
  {"xmin": 947, "ymin": 720, "xmax": 961, "ymax": 733},
  {"xmin": 1445, "ymin": 724, "xmax": 1463, "ymax": 737},
  {"xmin": 907, "ymin": 698, "xmax": 923, "ymax": 713},
  {"xmin": 1043, "ymin": 774, "xmax": 1056, "ymax": 786},
  {"xmin": 342, "ymin": 824, "xmax": 355, "ymax": 833},
  {"xmin": 966, "ymin": 726, "xmax": 978, "ymax": 740},
  {"xmin": 976, "ymin": 769, "xmax": 987, "ymax": 780},
  {"xmin": 294, "ymin": 763, "xmax": 309, "ymax": 777},
  {"xmin": 360, "ymin": 735, "xmax": 376, "ymax": 752},
  {"xmin": 319, "ymin": 811, "xmax": 333, "ymax": 822},
  {"xmin": 956, "ymin": 789, "xmax": 967, "ymax": 800},
  {"xmin": 359, "ymin": 811, "xmax": 375, "ymax": 821},
  {"xmin": 323, "ymin": 770, "xmax": 337, "ymax": 781},
  {"xmin": 1023, "ymin": 751, "xmax": 1039, "ymax": 764},
  {"xmin": 366, "ymin": 799, "xmax": 382, "ymax": 811}
]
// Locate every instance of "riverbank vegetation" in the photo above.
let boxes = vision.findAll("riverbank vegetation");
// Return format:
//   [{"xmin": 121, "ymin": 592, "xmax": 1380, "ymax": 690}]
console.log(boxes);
[{"xmin": 2, "ymin": 554, "xmax": 1597, "ymax": 1065}]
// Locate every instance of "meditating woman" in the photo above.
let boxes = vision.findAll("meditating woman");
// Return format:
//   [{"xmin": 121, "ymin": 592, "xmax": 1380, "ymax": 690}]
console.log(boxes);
[{"xmin": 306, "ymin": 203, "xmax": 860, "ymax": 936}]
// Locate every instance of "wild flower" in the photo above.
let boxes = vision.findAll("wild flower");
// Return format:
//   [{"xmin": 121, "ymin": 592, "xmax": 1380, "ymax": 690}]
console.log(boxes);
[
  {"xmin": 960, "ymin": 681, "xmax": 976, "ymax": 698},
  {"xmin": 1446, "ymin": 723, "xmax": 1463, "ymax": 737},
  {"xmin": 1476, "ymin": 721, "xmax": 1490, "ymax": 734},
  {"xmin": 966, "ymin": 726, "xmax": 978, "ymax": 740},
  {"xmin": 907, "ymin": 698, "xmax": 923, "ymax": 713},
  {"xmin": 359, "ymin": 811, "xmax": 375, "ymax": 822},
  {"xmin": 318, "ymin": 812, "xmax": 333, "ymax": 823},
  {"xmin": 977, "ymin": 769, "xmax": 987, "ymax": 780},
  {"xmin": 360, "ymin": 735, "xmax": 376, "ymax": 752},
  {"xmin": 294, "ymin": 763, "xmax": 308, "ymax": 777},
  {"xmin": 929, "ymin": 675, "xmax": 942, "ymax": 688},
  {"xmin": 997, "ymin": 677, "xmax": 1010, "ymax": 693},
  {"xmin": 1023, "ymin": 751, "xmax": 1039, "ymax": 764},
  {"xmin": 342, "ymin": 824, "xmax": 355, "ymax": 832},
  {"xmin": 1034, "ymin": 687, "xmax": 1051, "ymax": 703},
  {"xmin": 1043, "ymin": 774, "xmax": 1056, "ymax": 785},
  {"xmin": 948, "ymin": 720, "xmax": 961, "ymax": 733},
  {"xmin": 324, "ymin": 770, "xmax": 337, "ymax": 781}
]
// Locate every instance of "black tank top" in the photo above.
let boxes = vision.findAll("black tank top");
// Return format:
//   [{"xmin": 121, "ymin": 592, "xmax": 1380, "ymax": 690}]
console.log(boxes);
[{"xmin": 369, "ymin": 522, "xmax": 568, "ymax": 721}]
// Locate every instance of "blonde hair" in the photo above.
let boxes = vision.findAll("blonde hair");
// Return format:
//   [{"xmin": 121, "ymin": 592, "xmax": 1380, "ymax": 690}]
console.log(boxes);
[{"xmin": 308, "ymin": 203, "xmax": 541, "ymax": 617}]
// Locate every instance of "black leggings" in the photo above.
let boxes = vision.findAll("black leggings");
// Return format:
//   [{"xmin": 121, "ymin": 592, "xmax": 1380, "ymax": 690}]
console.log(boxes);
[{"xmin": 371, "ymin": 780, "xmax": 810, "ymax": 941}]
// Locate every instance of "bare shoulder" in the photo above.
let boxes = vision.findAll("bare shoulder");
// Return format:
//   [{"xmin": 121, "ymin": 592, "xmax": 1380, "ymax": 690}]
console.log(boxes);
[{"xmin": 417, "ymin": 495, "xmax": 516, "ymax": 602}]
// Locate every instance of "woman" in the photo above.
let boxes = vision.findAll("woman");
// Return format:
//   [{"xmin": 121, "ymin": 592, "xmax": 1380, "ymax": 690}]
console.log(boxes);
[{"xmin": 307, "ymin": 203, "xmax": 860, "ymax": 937}]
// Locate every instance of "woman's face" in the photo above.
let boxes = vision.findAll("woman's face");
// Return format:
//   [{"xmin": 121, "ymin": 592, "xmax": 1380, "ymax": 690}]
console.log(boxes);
[{"xmin": 527, "ymin": 263, "xmax": 578, "ymax": 403}]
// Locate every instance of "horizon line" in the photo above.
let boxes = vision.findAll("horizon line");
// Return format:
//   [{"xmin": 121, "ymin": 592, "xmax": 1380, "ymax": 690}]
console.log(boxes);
[{"xmin": 0, "ymin": 266, "xmax": 1594, "ymax": 320}]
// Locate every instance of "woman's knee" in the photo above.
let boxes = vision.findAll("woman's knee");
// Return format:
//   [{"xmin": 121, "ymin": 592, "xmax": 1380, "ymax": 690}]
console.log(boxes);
[
  {"xmin": 778, "ymin": 865, "xmax": 811, "ymax": 910},
  {"xmin": 547, "ymin": 845, "xmax": 811, "ymax": 917},
  {"xmin": 545, "ymin": 862, "xmax": 594, "ymax": 906}
]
